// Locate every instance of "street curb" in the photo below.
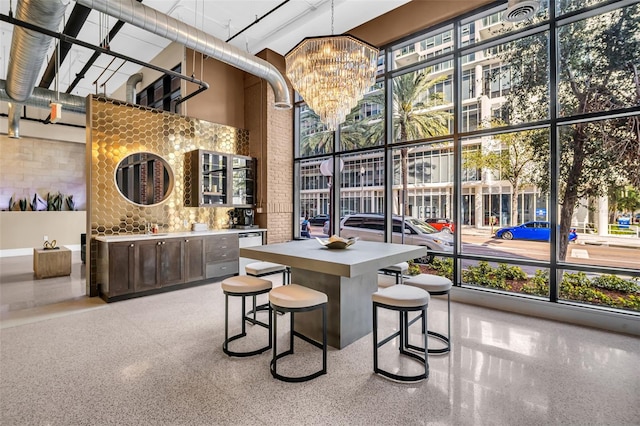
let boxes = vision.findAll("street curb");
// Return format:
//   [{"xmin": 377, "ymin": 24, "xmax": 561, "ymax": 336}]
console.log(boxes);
[{"xmin": 582, "ymin": 240, "xmax": 640, "ymax": 250}]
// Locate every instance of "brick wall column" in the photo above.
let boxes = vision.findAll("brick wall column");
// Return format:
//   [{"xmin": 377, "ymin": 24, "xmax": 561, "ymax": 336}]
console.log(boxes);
[{"xmin": 244, "ymin": 49, "xmax": 294, "ymax": 244}]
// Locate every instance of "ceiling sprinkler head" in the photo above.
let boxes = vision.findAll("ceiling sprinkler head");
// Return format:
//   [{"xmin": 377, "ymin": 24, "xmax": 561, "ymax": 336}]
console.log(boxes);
[{"xmin": 503, "ymin": 0, "xmax": 541, "ymax": 22}]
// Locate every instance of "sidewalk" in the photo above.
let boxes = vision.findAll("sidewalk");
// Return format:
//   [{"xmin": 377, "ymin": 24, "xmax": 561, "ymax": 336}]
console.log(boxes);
[
  {"xmin": 461, "ymin": 226, "xmax": 640, "ymax": 250},
  {"xmin": 578, "ymin": 233, "xmax": 640, "ymax": 250}
]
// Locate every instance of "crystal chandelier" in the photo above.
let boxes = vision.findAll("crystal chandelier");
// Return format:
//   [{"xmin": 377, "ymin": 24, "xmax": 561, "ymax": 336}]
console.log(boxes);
[{"xmin": 285, "ymin": 1, "xmax": 378, "ymax": 131}]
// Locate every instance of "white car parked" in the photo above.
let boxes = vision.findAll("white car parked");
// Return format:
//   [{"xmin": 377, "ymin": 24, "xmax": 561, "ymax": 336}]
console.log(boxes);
[{"xmin": 338, "ymin": 213, "xmax": 453, "ymax": 263}]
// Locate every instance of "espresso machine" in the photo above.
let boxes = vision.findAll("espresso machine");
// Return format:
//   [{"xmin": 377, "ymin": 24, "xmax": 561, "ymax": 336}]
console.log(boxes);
[{"xmin": 232, "ymin": 208, "xmax": 255, "ymax": 228}]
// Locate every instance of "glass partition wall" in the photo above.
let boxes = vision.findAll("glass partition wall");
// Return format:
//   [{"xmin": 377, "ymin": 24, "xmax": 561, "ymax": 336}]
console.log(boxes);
[{"xmin": 293, "ymin": 0, "xmax": 640, "ymax": 315}]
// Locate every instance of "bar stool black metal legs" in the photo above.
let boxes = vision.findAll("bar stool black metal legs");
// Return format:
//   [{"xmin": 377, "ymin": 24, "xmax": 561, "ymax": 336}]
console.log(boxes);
[
  {"xmin": 379, "ymin": 262, "xmax": 409, "ymax": 284},
  {"xmin": 269, "ymin": 284, "xmax": 328, "ymax": 382},
  {"xmin": 403, "ymin": 274, "xmax": 452, "ymax": 354},
  {"xmin": 372, "ymin": 285, "xmax": 430, "ymax": 382},
  {"xmin": 221, "ymin": 276, "xmax": 273, "ymax": 357}
]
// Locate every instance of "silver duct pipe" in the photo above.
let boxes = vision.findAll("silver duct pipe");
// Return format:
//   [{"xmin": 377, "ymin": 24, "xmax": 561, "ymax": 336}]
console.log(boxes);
[
  {"xmin": 126, "ymin": 73, "xmax": 143, "ymax": 104},
  {"xmin": 7, "ymin": 103, "xmax": 21, "ymax": 138},
  {"xmin": 0, "ymin": 80, "xmax": 86, "ymax": 114},
  {"xmin": 6, "ymin": 0, "xmax": 68, "ymax": 102},
  {"xmin": 75, "ymin": 0, "xmax": 292, "ymax": 109}
]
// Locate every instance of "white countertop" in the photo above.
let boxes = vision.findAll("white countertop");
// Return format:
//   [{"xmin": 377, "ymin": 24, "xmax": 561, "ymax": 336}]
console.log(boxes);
[{"xmin": 94, "ymin": 228, "xmax": 266, "ymax": 243}]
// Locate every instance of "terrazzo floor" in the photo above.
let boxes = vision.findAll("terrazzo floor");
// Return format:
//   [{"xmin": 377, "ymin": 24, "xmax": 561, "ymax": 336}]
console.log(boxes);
[{"xmin": 1, "ymin": 253, "xmax": 639, "ymax": 425}]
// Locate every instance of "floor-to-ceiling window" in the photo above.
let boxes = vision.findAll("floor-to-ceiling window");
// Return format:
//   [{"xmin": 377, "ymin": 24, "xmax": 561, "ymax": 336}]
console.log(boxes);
[{"xmin": 293, "ymin": 0, "xmax": 640, "ymax": 314}]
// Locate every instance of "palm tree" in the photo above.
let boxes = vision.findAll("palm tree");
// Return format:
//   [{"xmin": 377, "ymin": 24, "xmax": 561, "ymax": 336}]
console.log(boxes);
[
  {"xmin": 363, "ymin": 69, "xmax": 451, "ymax": 215},
  {"xmin": 299, "ymin": 110, "xmax": 333, "ymax": 156},
  {"xmin": 299, "ymin": 100, "xmax": 373, "ymax": 156}
]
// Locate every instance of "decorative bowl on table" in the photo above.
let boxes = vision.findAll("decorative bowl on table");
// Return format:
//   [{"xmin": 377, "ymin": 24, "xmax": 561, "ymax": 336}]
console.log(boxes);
[{"xmin": 316, "ymin": 236, "xmax": 357, "ymax": 249}]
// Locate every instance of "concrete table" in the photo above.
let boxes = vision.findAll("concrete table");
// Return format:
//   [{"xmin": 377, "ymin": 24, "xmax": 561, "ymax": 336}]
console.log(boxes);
[
  {"xmin": 33, "ymin": 247, "xmax": 72, "ymax": 279},
  {"xmin": 240, "ymin": 239, "xmax": 426, "ymax": 349}
]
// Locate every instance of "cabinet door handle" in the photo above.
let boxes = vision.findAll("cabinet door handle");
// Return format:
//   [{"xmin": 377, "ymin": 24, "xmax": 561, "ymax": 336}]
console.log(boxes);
[
  {"xmin": 185, "ymin": 239, "xmax": 189, "ymax": 242},
  {"xmin": 157, "ymin": 242, "xmax": 161, "ymax": 245},
  {"xmin": 130, "ymin": 244, "xmax": 134, "ymax": 247},
  {"xmin": 162, "ymin": 241, "xmax": 165, "ymax": 245}
]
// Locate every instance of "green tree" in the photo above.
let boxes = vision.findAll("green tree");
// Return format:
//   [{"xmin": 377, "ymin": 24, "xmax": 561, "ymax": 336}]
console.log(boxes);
[
  {"xmin": 501, "ymin": 4, "xmax": 640, "ymax": 260},
  {"xmin": 299, "ymin": 96, "xmax": 378, "ymax": 156},
  {"xmin": 464, "ymin": 121, "xmax": 544, "ymax": 226},
  {"xmin": 609, "ymin": 185, "xmax": 640, "ymax": 221}
]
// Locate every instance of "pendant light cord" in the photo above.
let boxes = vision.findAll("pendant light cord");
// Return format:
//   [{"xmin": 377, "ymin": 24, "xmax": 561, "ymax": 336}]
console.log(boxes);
[{"xmin": 331, "ymin": 0, "xmax": 334, "ymax": 35}]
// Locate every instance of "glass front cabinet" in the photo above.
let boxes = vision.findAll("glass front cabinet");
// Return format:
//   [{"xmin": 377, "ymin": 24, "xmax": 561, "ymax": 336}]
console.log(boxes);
[
  {"xmin": 185, "ymin": 149, "xmax": 255, "ymax": 207},
  {"xmin": 231, "ymin": 155, "xmax": 255, "ymax": 206}
]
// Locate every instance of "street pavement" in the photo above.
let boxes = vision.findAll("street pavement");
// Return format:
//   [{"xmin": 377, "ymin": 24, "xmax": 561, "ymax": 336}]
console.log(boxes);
[{"xmin": 461, "ymin": 225, "xmax": 640, "ymax": 250}]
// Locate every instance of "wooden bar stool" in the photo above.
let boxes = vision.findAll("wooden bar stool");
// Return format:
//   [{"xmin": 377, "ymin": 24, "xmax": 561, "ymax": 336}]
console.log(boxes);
[
  {"xmin": 221, "ymin": 275, "xmax": 273, "ymax": 357},
  {"xmin": 403, "ymin": 274, "xmax": 452, "ymax": 355},
  {"xmin": 269, "ymin": 284, "xmax": 328, "ymax": 382},
  {"xmin": 372, "ymin": 284, "xmax": 430, "ymax": 382}
]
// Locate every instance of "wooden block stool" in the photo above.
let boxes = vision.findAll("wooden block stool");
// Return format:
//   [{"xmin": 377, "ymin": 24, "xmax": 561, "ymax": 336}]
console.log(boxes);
[
  {"xmin": 33, "ymin": 247, "xmax": 71, "ymax": 279},
  {"xmin": 246, "ymin": 261, "xmax": 290, "ymax": 284},
  {"xmin": 221, "ymin": 275, "xmax": 273, "ymax": 357},
  {"xmin": 269, "ymin": 284, "xmax": 328, "ymax": 382},
  {"xmin": 379, "ymin": 262, "xmax": 409, "ymax": 284},
  {"xmin": 403, "ymin": 274, "xmax": 452, "ymax": 355},
  {"xmin": 372, "ymin": 284, "xmax": 430, "ymax": 382}
]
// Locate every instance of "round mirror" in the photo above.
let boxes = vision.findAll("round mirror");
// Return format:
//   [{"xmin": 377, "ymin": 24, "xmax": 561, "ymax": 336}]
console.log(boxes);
[{"xmin": 115, "ymin": 152, "xmax": 174, "ymax": 206}]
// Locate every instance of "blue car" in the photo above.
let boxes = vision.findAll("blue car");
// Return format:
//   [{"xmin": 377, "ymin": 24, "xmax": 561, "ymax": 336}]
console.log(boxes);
[{"xmin": 495, "ymin": 221, "xmax": 578, "ymax": 242}]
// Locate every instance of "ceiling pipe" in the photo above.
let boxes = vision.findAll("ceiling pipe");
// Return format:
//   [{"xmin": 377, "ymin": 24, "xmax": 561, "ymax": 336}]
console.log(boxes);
[
  {"xmin": 126, "ymin": 73, "xmax": 143, "ymax": 104},
  {"xmin": 39, "ymin": 4, "xmax": 92, "ymax": 89},
  {"xmin": 7, "ymin": 103, "xmax": 21, "ymax": 138},
  {"xmin": 75, "ymin": 0, "xmax": 292, "ymax": 109},
  {"xmin": 0, "ymin": 80, "xmax": 86, "ymax": 114},
  {"xmin": 226, "ymin": 0, "xmax": 290, "ymax": 43},
  {"xmin": 0, "ymin": 15, "xmax": 209, "ymax": 115},
  {"xmin": 66, "ymin": 0, "xmax": 143, "ymax": 94},
  {"xmin": 6, "ymin": 0, "xmax": 68, "ymax": 102}
]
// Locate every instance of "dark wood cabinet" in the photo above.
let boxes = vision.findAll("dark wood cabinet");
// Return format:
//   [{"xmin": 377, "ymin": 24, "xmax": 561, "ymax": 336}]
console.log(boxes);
[
  {"xmin": 135, "ymin": 239, "xmax": 162, "ymax": 292},
  {"xmin": 97, "ymin": 241, "xmax": 135, "ymax": 298},
  {"xmin": 97, "ymin": 232, "xmax": 244, "ymax": 302},
  {"xmin": 135, "ymin": 239, "xmax": 184, "ymax": 290},
  {"xmin": 184, "ymin": 237, "xmax": 205, "ymax": 282},
  {"xmin": 160, "ymin": 239, "xmax": 184, "ymax": 286}
]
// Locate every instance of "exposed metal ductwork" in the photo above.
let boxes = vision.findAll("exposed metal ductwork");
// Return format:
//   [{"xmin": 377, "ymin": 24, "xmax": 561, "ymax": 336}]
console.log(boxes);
[
  {"xmin": 0, "ymin": 80, "xmax": 86, "ymax": 114},
  {"xmin": 6, "ymin": 0, "xmax": 68, "ymax": 102},
  {"xmin": 75, "ymin": 0, "xmax": 292, "ymax": 109},
  {"xmin": 126, "ymin": 73, "xmax": 143, "ymax": 104},
  {"xmin": 7, "ymin": 103, "xmax": 21, "ymax": 138}
]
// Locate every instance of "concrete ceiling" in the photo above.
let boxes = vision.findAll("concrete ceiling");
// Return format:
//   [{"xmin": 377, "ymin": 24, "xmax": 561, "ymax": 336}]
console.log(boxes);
[{"xmin": 0, "ymin": 0, "xmax": 410, "ymax": 99}]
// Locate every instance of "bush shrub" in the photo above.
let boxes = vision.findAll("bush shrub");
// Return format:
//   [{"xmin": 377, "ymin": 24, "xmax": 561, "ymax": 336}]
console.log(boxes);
[
  {"xmin": 496, "ymin": 263, "xmax": 528, "ymax": 281},
  {"xmin": 430, "ymin": 257, "xmax": 453, "ymax": 280},
  {"xmin": 522, "ymin": 270, "xmax": 549, "ymax": 297},
  {"xmin": 591, "ymin": 274, "xmax": 640, "ymax": 294},
  {"xmin": 462, "ymin": 261, "xmax": 509, "ymax": 290}
]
